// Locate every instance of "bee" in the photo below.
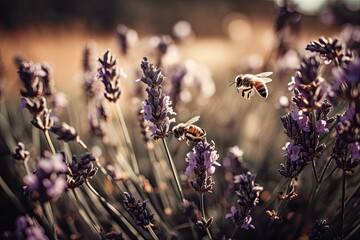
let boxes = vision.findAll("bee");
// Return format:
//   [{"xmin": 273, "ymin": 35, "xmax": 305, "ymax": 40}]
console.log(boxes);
[
  {"xmin": 229, "ymin": 72, "xmax": 273, "ymax": 100},
  {"xmin": 172, "ymin": 116, "xmax": 206, "ymax": 145}
]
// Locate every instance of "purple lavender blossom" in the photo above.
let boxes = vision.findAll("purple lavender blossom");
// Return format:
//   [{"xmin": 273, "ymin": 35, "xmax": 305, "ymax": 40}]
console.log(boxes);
[
  {"xmin": 308, "ymin": 219, "xmax": 329, "ymax": 240},
  {"xmin": 15, "ymin": 215, "xmax": 49, "ymax": 240},
  {"xmin": 116, "ymin": 24, "xmax": 138, "ymax": 56},
  {"xmin": 316, "ymin": 120, "xmax": 329, "ymax": 133},
  {"xmin": 138, "ymin": 57, "xmax": 176, "ymax": 140},
  {"xmin": 98, "ymin": 50, "xmax": 126, "ymax": 102},
  {"xmin": 67, "ymin": 152, "xmax": 98, "ymax": 188},
  {"xmin": 332, "ymin": 56, "xmax": 360, "ymax": 105},
  {"xmin": 280, "ymin": 100, "xmax": 331, "ymax": 178},
  {"xmin": 40, "ymin": 62, "xmax": 56, "ymax": 96},
  {"xmin": 50, "ymin": 122, "xmax": 80, "ymax": 142},
  {"xmin": 290, "ymin": 109, "xmax": 310, "ymax": 132},
  {"xmin": 185, "ymin": 138, "xmax": 220, "ymax": 193},
  {"xmin": 226, "ymin": 172, "xmax": 263, "ymax": 230},
  {"xmin": 24, "ymin": 152, "xmax": 67, "ymax": 203},
  {"xmin": 123, "ymin": 192, "xmax": 154, "ymax": 227},
  {"xmin": 289, "ymin": 56, "xmax": 331, "ymax": 112},
  {"xmin": 168, "ymin": 66, "xmax": 187, "ymax": 111},
  {"xmin": 18, "ymin": 60, "xmax": 46, "ymax": 98},
  {"xmin": 82, "ymin": 42, "xmax": 98, "ymax": 97},
  {"xmin": 306, "ymin": 37, "xmax": 351, "ymax": 66},
  {"xmin": 12, "ymin": 142, "xmax": 30, "ymax": 163},
  {"xmin": 332, "ymin": 106, "xmax": 360, "ymax": 170},
  {"xmin": 282, "ymin": 142, "xmax": 301, "ymax": 161},
  {"xmin": 223, "ymin": 146, "xmax": 248, "ymax": 174}
]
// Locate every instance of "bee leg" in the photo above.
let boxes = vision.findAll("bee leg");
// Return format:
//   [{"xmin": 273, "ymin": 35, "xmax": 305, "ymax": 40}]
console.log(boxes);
[
  {"xmin": 242, "ymin": 87, "xmax": 252, "ymax": 99},
  {"xmin": 185, "ymin": 139, "xmax": 190, "ymax": 146},
  {"xmin": 247, "ymin": 89, "xmax": 253, "ymax": 100}
]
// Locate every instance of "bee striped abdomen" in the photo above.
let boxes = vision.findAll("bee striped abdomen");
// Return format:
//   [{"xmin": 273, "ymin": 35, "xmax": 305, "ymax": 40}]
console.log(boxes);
[{"xmin": 255, "ymin": 83, "xmax": 268, "ymax": 98}]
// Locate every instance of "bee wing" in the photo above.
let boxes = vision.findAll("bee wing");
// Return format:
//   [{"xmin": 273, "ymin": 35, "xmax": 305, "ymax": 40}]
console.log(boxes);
[
  {"xmin": 251, "ymin": 77, "xmax": 271, "ymax": 83},
  {"xmin": 184, "ymin": 116, "xmax": 200, "ymax": 126},
  {"xmin": 260, "ymin": 77, "xmax": 272, "ymax": 83},
  {"xmin": 255, "ymin": 72, "xmax": 273, "ymax": 78}
]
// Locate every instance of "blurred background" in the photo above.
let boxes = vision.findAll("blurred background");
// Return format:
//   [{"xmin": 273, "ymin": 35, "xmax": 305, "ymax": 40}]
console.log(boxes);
[
  {"xmin": 1, "ymin": 0, "xmax": 359, "ymax": 160},
  {"xmin": 0, "ymin": 0, "xmax": 360, "ymax": 238},
  {"xmin": 1, "ymin": 0, "xmax": 359, "ymax": 95}
]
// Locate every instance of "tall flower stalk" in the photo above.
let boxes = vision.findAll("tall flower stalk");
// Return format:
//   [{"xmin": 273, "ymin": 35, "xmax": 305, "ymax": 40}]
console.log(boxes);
[
  {"xmin": 185, "ymin": 138, "xmax": 221, "ymax": 239},
  {"xmin": 136, "ymin": 57, "xmax": 183, "ymax": 201},
  {"xmin": 226, "ymin": 171, "xmax": 263, "ymax": 236},
  {"xmin": 98, "ymin": 50, "xmax": 140, "ymax": 174}
]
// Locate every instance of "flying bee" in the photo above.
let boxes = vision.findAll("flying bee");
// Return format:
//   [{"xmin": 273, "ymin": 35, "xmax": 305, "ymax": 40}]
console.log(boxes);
[
  {"xmin": 229, "ymin": 72, "xmax": 273, "ymax": 100},
  {"xmin": 172, "ymin": 116, "xmax": 206, "ymax": 145}
]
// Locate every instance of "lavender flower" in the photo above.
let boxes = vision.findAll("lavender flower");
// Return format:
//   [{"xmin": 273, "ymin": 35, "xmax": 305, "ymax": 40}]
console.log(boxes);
[
  {"xmin": 82, "ymin": 42, "xmax": 98, "ymax": 97},
  {"xmin": 116, "ymin": 24, "xmax": 138, "ymax": 56},
  {"xmin": 31, "ymin": 108, "xmax": 55, "ymax": 131},
  {"xmin": 185, "ymin": 138, "xmax": 221, "ymax": 193},
  {"xmin": 340, "ymin": 24, "xmax": 360, "ymax": 54},
  {"xmin": 226, "ymin": 172, "xmax": 263, "ymax": 230},
  {"xmin": 15, "ymin": 215, "xmax": 49, "ymax": 240},
  {"xmin": 17, "ymin": 59, "xmax": 56, "ymax": 132},
  {"xmin": 40, "ymin": 62, "xmax": 56, "ymax": 96},
  {"xmin": 168, "ymin": 66, "xmax": 187, "ymax": 111},
  {"xmin": 12, "ymin": 142, "xmax": 30, "ymax": 163},
  {"xmin": 282, "ymin": 142, "xmax": 301, "ymax": 161},
  {"xmin": 123, "ymin": 192, "xmax": 154, "ymax": 227},
  {"xmin": 279, "ymin": 99, "xmax": 331, "ymax": 178},
  {"xmin": 288, "ymin": 56, "xmax": 330, "ymax": 112},
  {"xmin": 309, "ymin": 219, "xmax": 329, "ymax": 240},
  {"xmin": 137, "ymin": 108, "xmax": 150, "ymax": 143},
  {"xmin": 18, "ymin": 60, "xmax": 46, "ymax": 98},
  {"xmin": 332, "ymin": 107, "xmax": 360, "ymax": 170},
  {"xmin": 332, "ymin": 56, "xmax": 360, "ymax": 105},
  {"xmin": 138, "ymin": 57, "xmax": 176, "ymax": 139},
  {"xmin": 306, "ymin": 37, "xmax": 350, "ymax": 65},
  {"xmin": 50, "ymin": 122, "xmax": 80, "ymax": 142},
  {"xmin": 24, "ymin": 152, "xmax": 67, "ymax": 203},
  {"xmin": 67, "ymin": 152, "xmax": 98, "ymax": 188},
  {"xmin": 19, "ymin": 96, "xmax": 47, "ymax": 118},
  {"xmin": 98, "ymin": 50, "xmax": 126, "ymax": 102},
  {"xmin": 223, "ymin": 146, "xmax": 248, "ymax": 174}
]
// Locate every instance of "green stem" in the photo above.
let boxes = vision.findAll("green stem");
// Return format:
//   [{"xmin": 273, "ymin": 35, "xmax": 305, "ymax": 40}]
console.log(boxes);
[
  {"xmin": 70, "ymin": 190, "xmax": 104, "ymax": 237},
  {"xmin": 85, "ymin": 182, "xmax": 142, "ymax": 239},
  {"xmin": 23, "ymin": 162, "xmax": 31, "ymax": 175},
  {"xmin": 311, "ymin": 110, "xmax": 319, "ymax": 183},
  {"xmin": 162, "ymin": 138, "xmax": 185, "ymax": 202},
  {"xmin": 44, "ymin": 202, "xmax": 58, "ymax": 240},
  {"xmin": 115, "ymin": 103, "xmax": 140, "ymax": 175},
  {"xmin": 77, "ymin": 139, "xmax": 88, "ymax": 151},
  {"xmin": 200, "ymin": 193, "xmax": 213, "ymax": 240},
  {"xmin": 145, "ymin": 225, "xmax": 160, "ymax": 240},
  {"xmin": 341, "ymin": 169, "xmax": 346, "ymax": 240},
  {"xmin": 44, "ymin": 130, "xmax": 56, "ymax": 154}
]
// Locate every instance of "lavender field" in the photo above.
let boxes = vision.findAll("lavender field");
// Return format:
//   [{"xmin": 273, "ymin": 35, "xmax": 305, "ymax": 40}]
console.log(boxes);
[{"xmin": 0, "ymin": 0, "xmax": 360, "ymax": 239}]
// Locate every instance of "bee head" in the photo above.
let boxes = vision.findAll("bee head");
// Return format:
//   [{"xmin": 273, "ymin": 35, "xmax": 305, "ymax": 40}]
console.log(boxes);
[
  {"xmin": 235, "ymin": 75, "xmax": 243, "ymax": 87},
  {"xmin": 172, "ymin": 125, "xmax": 183, "ymax": 139}
]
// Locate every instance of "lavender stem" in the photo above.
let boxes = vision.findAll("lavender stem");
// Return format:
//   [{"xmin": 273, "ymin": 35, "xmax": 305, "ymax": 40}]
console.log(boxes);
[
  {"xmin": 145, "ymin": 225, "xmax": 160, "ymax": 240},
  {"xmin": 311, "ymin": 110, "xmax": 319, "ymax": 183},
  {"xmin": 341, "ymin": 169, "xmax": 346, "ymax": 240},
  {"xmin": 44, "ymin": 130, "xmax": 56, "ymax": 154},
  {"xmin": 162, "ymin": 138, "xmax": 185, "ymax": 202},
  {"xmin": 201, "ymin": 193, "xmax": 213, "ymax": 240},
  {"xmin": 44, "ymin": 202, "xmax": 58, "ymax": 240},
  {"xmin": 115, "ymin": 102, "xmax": 140, "ymax": 175}
]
